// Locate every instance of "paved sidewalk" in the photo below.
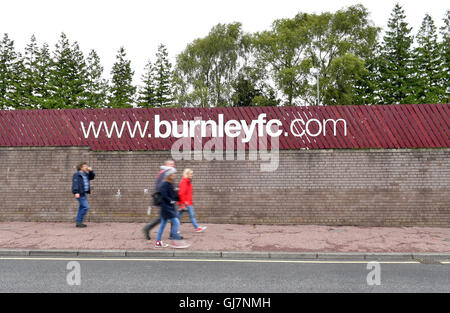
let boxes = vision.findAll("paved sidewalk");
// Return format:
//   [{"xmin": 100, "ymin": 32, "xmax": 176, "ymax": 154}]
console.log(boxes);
[{"xmin": 0, "ymin": 222, "xmax": 449, "ymax": 253}]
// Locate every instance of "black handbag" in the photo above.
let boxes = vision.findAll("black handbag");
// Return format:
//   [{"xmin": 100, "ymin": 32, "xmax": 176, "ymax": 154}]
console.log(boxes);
[{"xmin": 152, "ymin": 191, "xmax": 162, "ymax": 205}]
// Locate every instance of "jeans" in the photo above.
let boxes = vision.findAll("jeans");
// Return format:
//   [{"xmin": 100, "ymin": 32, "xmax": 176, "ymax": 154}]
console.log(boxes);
[
  {"xmin": 178, "ymin": 205, "xmax": 199, "ymax": 229},
  {"xmin": 76, "ymin": 195, "xmax": 89, "ymax": 223},
  {"xmin": 143, "ymin": 208, "xmax": 177, "ymax": 238},
  {"xmin": 157, "ymin": 217, "xmax": 181, "ymax": 241}
]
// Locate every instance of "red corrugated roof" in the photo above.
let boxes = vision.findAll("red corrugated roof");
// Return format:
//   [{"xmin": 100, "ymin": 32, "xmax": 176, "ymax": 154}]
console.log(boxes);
[{"xmin": 0, "ymin": 104, "xmax": 448, "ymax": 151}]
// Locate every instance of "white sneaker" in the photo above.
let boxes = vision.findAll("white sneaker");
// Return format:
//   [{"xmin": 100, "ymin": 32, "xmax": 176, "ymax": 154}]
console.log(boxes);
[
  {"xmin": 169, "ymin": 240, "xmax": 191, "ymax": 249},
  {"xmin": 155, "ymin": 240, "xmax": 168, "ymax": 248},
  {"xmin": 194, "ymin": 226, "xmax": 207, "ymax": 233}
]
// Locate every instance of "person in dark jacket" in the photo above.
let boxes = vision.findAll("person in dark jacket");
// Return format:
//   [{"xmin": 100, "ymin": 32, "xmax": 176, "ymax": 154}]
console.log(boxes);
[
  {"xmin": 72, "ymin": 162, "xmax": 95, "ymax": 228},
  {"xmin": 142, "ymin": 160, "xmax": 177, "ymax": 240},
  {"xmin": 155, "ymin": 168, "xmax": 188, "ymax": 248}
]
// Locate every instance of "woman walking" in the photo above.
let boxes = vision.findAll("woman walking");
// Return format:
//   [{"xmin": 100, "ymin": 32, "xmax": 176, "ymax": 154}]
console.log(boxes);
[
  {"xmin": 155, "ymin": 168, "xmax": 188, "ymax": 248},
  {"xmin": 178, "ymin": 169, "xmax": 207, "ymax": 233}
]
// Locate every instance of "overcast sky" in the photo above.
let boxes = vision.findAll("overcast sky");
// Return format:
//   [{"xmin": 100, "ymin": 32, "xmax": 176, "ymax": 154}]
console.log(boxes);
[{"xmin": 1, "ymin": 0, "xmax": 448, "ymax": 83}]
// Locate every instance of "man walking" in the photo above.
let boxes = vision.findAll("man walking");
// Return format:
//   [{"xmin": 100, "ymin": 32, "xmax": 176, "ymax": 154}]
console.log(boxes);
[
  {"xmin": 142, "ymin": 160, "xmax": 176, "ymax": 240},
  {"xmin": 72, "ymin": 162, "xmax": 95, "ymax": 228}
]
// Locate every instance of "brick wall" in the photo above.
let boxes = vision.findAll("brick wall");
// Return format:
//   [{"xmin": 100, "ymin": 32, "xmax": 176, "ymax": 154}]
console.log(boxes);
[{"xmin": 0, "ymin": 147, "xmax": 449, "ymax": 227}]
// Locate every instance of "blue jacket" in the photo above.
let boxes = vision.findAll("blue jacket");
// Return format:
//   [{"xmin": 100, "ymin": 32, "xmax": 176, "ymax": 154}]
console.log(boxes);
[
  {"xmin": 159, "ymin": 181, "xmax": 177, "ymax": 219},
  {"xmin": 72, "ymin": 170, "xmax": 95, "ymax": 196}
]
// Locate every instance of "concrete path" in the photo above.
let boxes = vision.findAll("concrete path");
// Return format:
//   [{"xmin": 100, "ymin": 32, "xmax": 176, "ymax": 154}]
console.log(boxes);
[{"xmin": 0, "ymin": 222, "xmax": 449, "ymax": 253}]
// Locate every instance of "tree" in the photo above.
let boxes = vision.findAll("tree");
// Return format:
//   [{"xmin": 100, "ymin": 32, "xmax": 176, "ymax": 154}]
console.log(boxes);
[
  {"xmin": 137, "ymin": 59, "xmax": 157, "ymax": 107},
  {"xmin": 84, "ymin": 50, "xmax": 108, "ymax": 107},
  {"xmin": 412, "ymin": 14, "xmax": 444, "ymax": 104},
  {"xmin": 440, "ymin": 10, "xmax": 450, "ymax": 103},
  {"xmin": 231, "ymin": 73, "xmax": 260, "ymax": 106},
  {"xmin": 231, "ymin": 67, "xmax": 279, "ymax": 106},
  {"xmin": 306, "ymin": 4, "xmax": 379, "ymax": 105},
  {"xmin": 324, "ymin": 53, "xmax": 367, "ymax": 105},
  {"xmin": 0, "ymin": 34, "xmax": 23, "ymax": 109},
  {"xmin": 354, "ymin": 43, "xmax": 382, "ymax": 105},
  {"xmin": 253, "ymin": 15, "xmax": 311, "ymax": 106},
  {"xmin": 21, "ymin": 35, "xmax": 40, "ymax": 108},
  {"xmin": 253, "ymin": 4, "xmax": 379, "ymax": 106},
  {"xmin": 108, "ymin": 46, "xmax": 136, "ymax": 108},
  {"xmin": 46, "ymin": 33, "xmax": 88, "ymax": 108},
  {"xmin": 378, "ymin": 3, "xmax": 414, "ymax": 104},
  {"xmin": 153, "ymin": 44, "xmax": 174, "ymax": 107},
  {"xmin": 20, "ymin": 35, "xmax": 53, "ymax": 109},
  {"xmin": 175, "ymin": 23, "xmax": 247, "ymax": 107},
  {"xmin": 34, "ymin": 42, "xmax": 53, "ymax": 108}
]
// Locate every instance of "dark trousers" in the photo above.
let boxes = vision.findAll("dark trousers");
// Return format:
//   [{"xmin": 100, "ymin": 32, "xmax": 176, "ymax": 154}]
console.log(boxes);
[{"xmin": 142, "ymin": 216, "xmax": 161, "ymax": 238}]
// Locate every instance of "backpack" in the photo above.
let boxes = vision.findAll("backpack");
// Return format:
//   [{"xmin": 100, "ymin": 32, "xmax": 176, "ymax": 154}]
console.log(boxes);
[{"xmin": 152, "ymin": 191, "xmax": 162, "ymax": 206}]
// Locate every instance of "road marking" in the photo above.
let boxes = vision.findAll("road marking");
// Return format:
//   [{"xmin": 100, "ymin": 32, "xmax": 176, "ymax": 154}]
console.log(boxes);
[{"xmin": 0, "ymin": 256, "xmax": 424, "ymax": 264}]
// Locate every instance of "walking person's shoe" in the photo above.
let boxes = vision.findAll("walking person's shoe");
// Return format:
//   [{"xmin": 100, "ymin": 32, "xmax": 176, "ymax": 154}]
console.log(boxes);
[
  {"xmin": 194, "ymin": 226, "xmax": 207, "ymax": 233},
  {"xmin": 76, "ymin": 223, "xmax": 87, "ymax": 228},
  {"xmin": 154, "ymin": 240, "xmax": 168, "ymax": 248},
  {"xmin": 168, "ymin": 239, "xmax": 191, "ymax": 249}
]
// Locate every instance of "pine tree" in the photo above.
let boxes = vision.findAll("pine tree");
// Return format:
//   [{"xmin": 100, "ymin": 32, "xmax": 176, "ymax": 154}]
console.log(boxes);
[
  {"xmin": 84, "ymin": 50, "xmax": 108, "ymax": 108},
  {"xmin": 47, "ymin": 33, "xmax": 88, "ymax": 108},
  {"xmin": 153, "ymin": 44, "xmax": 174, "ymax": 106},
  {"xmin": 34, "ymin": 42, "xmax": 52, "ymax": 109},
  {"xmin": 138, "ymin": 59, "xmax": 157, "ymax": 107},
  {"xmin": 440, "ymin": 10, "xmax": 450, "ymax": 103},
  {"xmin": 379, "ymin": 3, "xmax": 414, "ymax": 104},
  {"xmin": 354, "ymin": 44, "xmax": 382, "ymax": 105},
  {"xmin": 108, "ymin": 46, "xmax": 136, "ymax": 108},
  {"xmin": 20, "ymin": 35, "xmax": 45, "ymax": 109},
  {"xmin": 21, "ymin": 35, "xmax": 39, "ymax": 108},
  {"xmin": 413, "ymin": 14, "xmax": 444, "ymax": 103},
  {"xmin": 0, "ymin": 34, "xmax": 23, "ymax": 109}
]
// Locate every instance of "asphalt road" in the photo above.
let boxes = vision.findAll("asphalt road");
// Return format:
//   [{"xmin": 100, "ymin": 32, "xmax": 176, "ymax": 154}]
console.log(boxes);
[{"xmin": 0, "ymin": 257, "xmax": 448, "ymax": 293}]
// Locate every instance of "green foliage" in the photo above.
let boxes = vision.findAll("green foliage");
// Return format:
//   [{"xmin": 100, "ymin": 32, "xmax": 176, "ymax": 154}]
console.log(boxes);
[
  {"xmin": 412, "ymin": 14, "xmax": 445, "ymax": 103},
  {"xmin": 440, "ymin": 10, "xmax": 450, "ymax": 102},
  {"xmin": 306, "ymin": 4, "xmax": 379, "ymax": 105},
  {"xmin": 354, "ymin": 43, "xmax": 381, "ymax": 105},
  {"xmin": 231, "ymin": 71, "xmax": 279, "ymax": 107},
  {"xmin": 24, "ymin": 41, "xmax": 54, "ymax": 109},
  {"xmin": 175, "ymin": 22, "xmax": 246, "ymax": 107},
  {"xmin": 253, "ymin": 4, "xmax": 379, "ymax": 106},
  {"xmin": 138, "ymin": 44, "xmax": 174, "ymax": 108},
  {"xmin": 154, "ymin": 44, "xmax": 174, "ymax": 107},
  {"xmin": 109, "ymin": 46, "xmax": 136, "ymax": 108},
  {"xmin": 0, "ymin": 34, "xmax": 22, "ymax": 109},
  {"xmin": 21, "ymin": 35, "xmax": 43, "ymax": 109},
  {"xmin": 46, "ymin": 33, "xmax": 88, "ymax": 108},
  {"xmin": 378, "ymin": 4, "xmax": 415, "ymax": 104},
  {"xmin": 253, "ymin": 14, "xmax": 311, "ymax": 106},
  {"xmin": 323, "ymin": 53, "xmax": 367, "ymax": 105},
  {"xmin": 138, "ymin": 59, "xmax": 157, "ymax": 107},
  {"xmin": 84, "ymin": 50, "xmax": 108, "ymax": 108}
]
